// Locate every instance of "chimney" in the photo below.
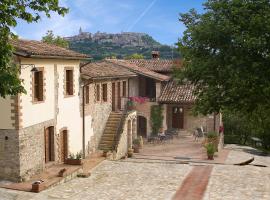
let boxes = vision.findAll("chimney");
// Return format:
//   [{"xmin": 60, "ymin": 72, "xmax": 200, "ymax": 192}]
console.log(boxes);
[{"xmin": 151, "ymin": 51, "xmax": 160, "ymax": 59}]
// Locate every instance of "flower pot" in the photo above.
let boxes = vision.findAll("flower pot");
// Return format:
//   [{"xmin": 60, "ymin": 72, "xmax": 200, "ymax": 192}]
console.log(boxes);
[
  {"xmin": 207, "ymin": 154, "xmax": 214, "ymax": 160},
  {"xmin": 127, "ymin": 149, "xmax": 134, "ymax": 157},
  {"xmin": 32, "ymin": 181, "xmax": 45, "ymax": 193},
  {"xmin": 65, "ymin": 159, "xmax": 83, "ymax": 165},
  {"xmin": 133, "ymin": 146, "xmax": 140, "ymax": 153}
]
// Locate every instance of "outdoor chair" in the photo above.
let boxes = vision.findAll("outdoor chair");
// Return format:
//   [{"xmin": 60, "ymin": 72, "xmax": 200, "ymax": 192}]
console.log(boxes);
[{"xmin": 193, "ymin": 127, "xmax": 205, "ymax": 141}]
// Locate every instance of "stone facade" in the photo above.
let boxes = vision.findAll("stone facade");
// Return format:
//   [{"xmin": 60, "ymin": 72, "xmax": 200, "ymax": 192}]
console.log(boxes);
[
  {"xmin": 0, "ymin": 119, "xmax": 56, "ymax": 182},
  {"xmin": 113, "ymin": 111, "xmax": 137, "ymax": 160},
  {"xmin": 0, "ymin": 129, "xmax": 20, "ymax": 181}
]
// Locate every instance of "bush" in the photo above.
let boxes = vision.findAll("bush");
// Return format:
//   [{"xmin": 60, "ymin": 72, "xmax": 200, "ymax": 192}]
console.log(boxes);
[
  {"xmin": 207, "ymin": 131, "xmax": 218, "ymax": 139},
  {"xmin": 150, "ymin": 105, "xmax": 164, "ymax": 135},
  {"xmin": 205, "ymin": 143, "xmax": 215, "ymax": 155}
]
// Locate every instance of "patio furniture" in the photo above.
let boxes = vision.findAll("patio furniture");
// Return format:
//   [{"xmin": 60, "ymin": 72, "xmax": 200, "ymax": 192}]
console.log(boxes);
[{"xmin": 193, "ymin": 127, "xmax": 206, "ymax": 141}]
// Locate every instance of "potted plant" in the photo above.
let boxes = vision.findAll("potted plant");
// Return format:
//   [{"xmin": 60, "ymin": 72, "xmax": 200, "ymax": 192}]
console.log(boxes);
[
  {"xmin": 205, "ymin": 142, "xmax": 216, "ymax": 160},
  {"xmin": 133, "ymin": 138, "xmax": 140, "ymax": 153},
  {"xmin": 127, "ymin": 148, "xmax": 134, "ymax": 157},
  {"xmin": 127, "ymin": 100, "xmax": 134, "ymax": 111},
  {"xmin": 31, "ymin": 180, "xmax": 45, "ymax": 193},
  {"xmin": 65, "ymin": 152, "xmax": 83, "ymax": 165},
  {"xmin": 206, "ymin": 131, "xmax": 219, "ymax": 152}
]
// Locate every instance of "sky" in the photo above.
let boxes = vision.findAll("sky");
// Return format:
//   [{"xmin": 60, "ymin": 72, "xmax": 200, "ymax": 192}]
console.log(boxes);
[{"xmin": 14, "ymin": 0, "xmax": 205, "ymax": 45}]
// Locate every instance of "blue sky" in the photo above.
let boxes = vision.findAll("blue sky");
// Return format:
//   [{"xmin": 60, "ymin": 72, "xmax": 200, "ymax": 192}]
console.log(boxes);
[{"xmin": 14, "ymin": 0, "xmax": 205, "ymax": 45}]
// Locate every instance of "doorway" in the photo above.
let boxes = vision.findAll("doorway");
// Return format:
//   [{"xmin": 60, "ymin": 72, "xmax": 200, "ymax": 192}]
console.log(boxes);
[
  {"xmin": 112, "ymin": 82, "xmax": 116, "ymax": 111},
  {"xmin": 44, "ymin": 126, "xmax": 54, "ymax": 163},
  {"xmin": 117, "ymin": 82, "xmax": 121, "ymax": 110},
  {"xmin": 172, "ymin": 107, "xmax": 184, "ymax": 129},
  {"xmin": 137, "ymin": 116, "xmax": 147, "ymax": 138},
  {"xmin": 59, "ymin": 130, "xmax": 68, "ymax": 163}
]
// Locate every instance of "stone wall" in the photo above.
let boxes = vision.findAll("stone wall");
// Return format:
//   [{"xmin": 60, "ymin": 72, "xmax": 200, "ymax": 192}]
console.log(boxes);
[
  {"xmin": 0, "ymin": 119, "xmax": 56, "ymax": 182},
  {"xmin": 19, "ymin": 119, "xmax": 56, "ymax": 181},
  {"xmin": 113, "ymin": 111, "xmax": 137, "ymax": 160},
  {"xmin": 0, "ymin": 129, "xmax": 20, "ymax": 181},
  {"xmin": 133, "ymin": 101, "xmax": 158, "ymax": 136}
]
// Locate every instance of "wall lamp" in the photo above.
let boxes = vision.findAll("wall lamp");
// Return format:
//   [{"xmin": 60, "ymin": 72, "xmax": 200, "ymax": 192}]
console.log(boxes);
[{"xmin": 20, "ymin": 64, "xmax": 38, "ymax": 72}]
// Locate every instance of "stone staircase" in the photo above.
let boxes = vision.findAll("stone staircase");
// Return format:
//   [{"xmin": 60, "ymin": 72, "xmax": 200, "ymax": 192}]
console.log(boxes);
[{"xmin": 99, "ymin": 112, "xmax": 123, "ymax": 151}]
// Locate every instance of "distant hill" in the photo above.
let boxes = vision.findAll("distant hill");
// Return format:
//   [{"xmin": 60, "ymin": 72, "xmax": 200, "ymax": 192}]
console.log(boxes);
[{"xmin": 65, "ymin": 29, "xmax": 180, "ymax": 60}]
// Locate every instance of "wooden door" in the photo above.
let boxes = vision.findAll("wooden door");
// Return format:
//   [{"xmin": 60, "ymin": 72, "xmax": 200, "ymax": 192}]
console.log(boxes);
[
  {"xmin": 112, "ymin": 82, "xmax": 116, "ymax": 111},
  {"xmin": 137, "ymin": 116, "xmax": 147, "ymax": 138},
  {"xmin": 59, "ymin": 130, "xmax": 68, "ymax": 163},
  {"xmin": 44, "ymin": 126, "xmax": 54, "ymax": 163},
  {"xmin": 172, "ymin": 107, "xmax": 184, "ymax": 129},
  {"xmin": 117, "ymin": 82, "xmax": 121, "ymax": 110}
]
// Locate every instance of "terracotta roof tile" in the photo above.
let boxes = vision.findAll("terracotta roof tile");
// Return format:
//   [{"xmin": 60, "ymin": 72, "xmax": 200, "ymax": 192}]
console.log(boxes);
[
  {"xmin": 81, "ymin": 61, "xmax": 137, "ymax": 79},
  {"xmin": 159, "ymin": 81, "xmax": 196, "ymax": 104},
  {"xmin": 107, "ymin": 59, "xmax": 170, "ymax": 81},
  {"xmin": 126, "ymin": 59, "xmax": 182, "ymax": 72},
  {"xmin": 11, "ymin": 39, "xmax": 90, "ymax": 59}
]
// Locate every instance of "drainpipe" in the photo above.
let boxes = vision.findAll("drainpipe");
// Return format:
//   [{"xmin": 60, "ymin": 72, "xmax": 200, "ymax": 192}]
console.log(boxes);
[{"xmin": 82, "ymin": 84, "xmax": 86, "ymax": 159}]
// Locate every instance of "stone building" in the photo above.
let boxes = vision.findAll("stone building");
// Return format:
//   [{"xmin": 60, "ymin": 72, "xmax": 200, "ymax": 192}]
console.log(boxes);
[
  {"xmin": 0, "ymin": 39, "xmax": 91, "ymax": 181},
  {"xmin": 107, "ymin": 54, "xmax": 222, "ymax": 137},
  {"xmin": 0, "ymin": 40, "xmax": 221, "ymax": 182}
]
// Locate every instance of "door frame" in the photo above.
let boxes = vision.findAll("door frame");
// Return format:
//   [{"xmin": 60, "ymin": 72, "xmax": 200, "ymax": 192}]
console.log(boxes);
[
  {"xmin": 59, "ymin": 128, "xmax": 69, "ymax": 163},
  {"xmin": 172, "ymin": 106, "xmax": 184, "ymax": 129},
  {"xmin": 44, "ymin": 126, "xmax": 55, "ymax": 163}
]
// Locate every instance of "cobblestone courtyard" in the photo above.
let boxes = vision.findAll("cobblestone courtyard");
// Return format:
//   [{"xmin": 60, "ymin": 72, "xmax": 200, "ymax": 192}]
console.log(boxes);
[{"xmin": 0, "ymin": 137, "xmax": 270, "ymax": 200}]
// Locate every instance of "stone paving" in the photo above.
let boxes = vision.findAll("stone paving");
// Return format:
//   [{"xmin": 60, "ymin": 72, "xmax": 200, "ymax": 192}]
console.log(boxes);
[
  {"xmin": 0, "ymin": 160, "xmax": 191, "ymax": 200},
  {"xmin": 203, "ymin": 145, "xmax": 270, "ymax": 200},
  {"xmin": 1, "ymin": 140, "xmax": 270, "ymax": 200}
]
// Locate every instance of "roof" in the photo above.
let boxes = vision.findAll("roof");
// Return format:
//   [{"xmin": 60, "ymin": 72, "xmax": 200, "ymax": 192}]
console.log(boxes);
[
  {"xmin": 11, "ymin": 39, "xmax": 90, "ymax": 60},
  {"xmin": 107, "ymin": 59, "xmax": 171, "ymax": 81},
  {"xmin": 126, "ymin": 59, "xmax": 181, "ymax": 73},
  {"xmin": 159, "ymin": 81, "xmax": 196, "ymax": 104},
  {"xmin": 81, "ymin": 61, "xmax": 137, "ymax": 79}
]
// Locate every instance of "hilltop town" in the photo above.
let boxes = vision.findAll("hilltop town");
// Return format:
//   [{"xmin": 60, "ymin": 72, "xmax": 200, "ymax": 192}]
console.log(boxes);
[{"xmin": 64, "ymin": 28, "xmax": 160, "ymax": 48}]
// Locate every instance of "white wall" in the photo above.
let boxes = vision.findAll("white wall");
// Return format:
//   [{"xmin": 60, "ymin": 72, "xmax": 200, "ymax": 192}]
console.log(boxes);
[
  {"xmin": 20, "ymin": 58, "xmax": 84, "ymax": 154},
  {"xmin": 56, "ymin": 60, "xmax": 83, "ymax": 154},
  {"xmin": 20, "ymin": 58, "xmax": 55, "ymax": 128},
  {"xmin": 0, "ymin": 96, "xmax": 13, "ymax": 129}
]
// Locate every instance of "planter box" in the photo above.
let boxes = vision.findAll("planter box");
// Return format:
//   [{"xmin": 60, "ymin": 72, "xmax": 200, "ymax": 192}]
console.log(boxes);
[
  {"xmin": 65, "ymin": 159, "xmax": 83, "ymax": 165},
  {"xmin": 32, "ymin": 182, "xmax": 45, "ymax": 193}
]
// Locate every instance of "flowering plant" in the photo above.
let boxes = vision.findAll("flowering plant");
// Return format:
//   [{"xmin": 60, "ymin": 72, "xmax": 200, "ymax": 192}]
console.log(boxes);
[{"xmin": 128, "ymin": 96, "xmax": 149, "ymax": 104}]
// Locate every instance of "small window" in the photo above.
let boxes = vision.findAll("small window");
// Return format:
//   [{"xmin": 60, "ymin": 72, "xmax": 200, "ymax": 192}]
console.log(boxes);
[
  {"xmin": 33, "ymin": 70, "xmax": 44, "ymax": 101},
  {"xmin": 96, "ymin": 84, "xmax": 100, "ymax": 101},
  {"xmin": 122, "ymin": 81, "xmax": 127, "ymax": 97},
  {"xmin": 65, "ymin": 70, "xmax": 74, "ymax": 95},
  {"xmin": 85, "ymin": 85, "xmax": 90, "ymax": 104},
  {"xmin": 102, "ymin": 83, "xmax": 107, "ymax": 102}
]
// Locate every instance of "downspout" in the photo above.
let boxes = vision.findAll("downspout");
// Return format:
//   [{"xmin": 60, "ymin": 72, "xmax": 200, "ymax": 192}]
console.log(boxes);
[{"xmin": 82, "ymin": 84, "xmax": 85, "ymax": 159}]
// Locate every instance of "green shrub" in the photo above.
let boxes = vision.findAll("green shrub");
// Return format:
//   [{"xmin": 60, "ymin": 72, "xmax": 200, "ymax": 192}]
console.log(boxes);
[
  {"xmin": 205, "ymin": 143, "xmax": 215, "ymax": 155},
  {"xmin": 150, "ymin": 105, "xmax": 164, "ymax": 135},
  {"xmin": 207, "ymin": 131, "xmax": 218, "ymax": 139}
]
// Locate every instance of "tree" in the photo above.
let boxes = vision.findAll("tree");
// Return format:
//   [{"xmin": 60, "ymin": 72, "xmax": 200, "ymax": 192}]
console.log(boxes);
[
  {"xmin": 175, "ymin": 0, "xmax": 270, "ymax": 115},
  {"xmin": 0, "ymin": 1, "xmax": 68, "ymax": 98},
  {"xmin": 150, "ymin": 105, "xmax": 164, "ymax": 135},
  {"xmin": 125, "ymin": 53, "xmax": 145, "ymax": 60},
  {"xmin": 42, "ymin": 30, "xmax": 69, "ymax": 48}
]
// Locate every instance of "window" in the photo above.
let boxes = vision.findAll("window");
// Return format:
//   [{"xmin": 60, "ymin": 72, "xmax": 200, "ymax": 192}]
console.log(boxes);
[
  {"xmin": 122, "ymin": 81, "xmax": 127, "ymax": 97},
  {"xmin": 102, "ymin": 83, "xmax": 107, "ymax": 102},
  {"xmin": 33, "ymin": 70, "xmax": 44, "ymax": 101},
  {"xmin": 65, "ymin": 70, "xmax": 74, "ymax": 95},
  {"xmin": 85, "ymin": 85, "xmax": 90, "ymax": 104},
  {"xmin": 96, "ymin": 84, "xmax": 100, "ymax": 101}
]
